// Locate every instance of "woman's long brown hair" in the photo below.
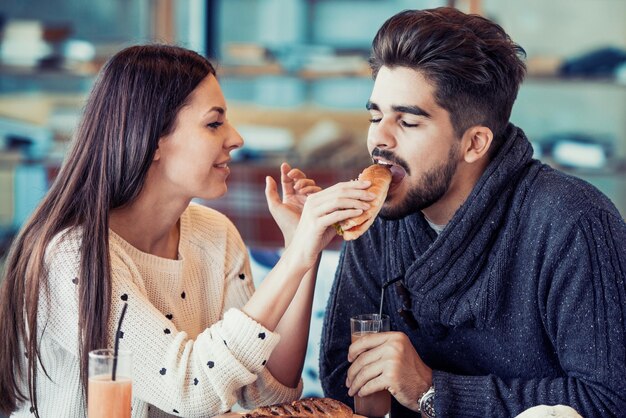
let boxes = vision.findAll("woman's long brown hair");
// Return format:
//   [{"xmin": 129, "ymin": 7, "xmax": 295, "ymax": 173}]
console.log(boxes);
[{"xmin": 0, "ymin": 44, "xmax": 215, "ymax": 416}]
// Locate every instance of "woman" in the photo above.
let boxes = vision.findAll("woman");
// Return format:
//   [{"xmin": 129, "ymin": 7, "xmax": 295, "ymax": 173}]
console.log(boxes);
[{"xmin": 0, "ymin": 45, "xmax": 374, "ymax": 417}]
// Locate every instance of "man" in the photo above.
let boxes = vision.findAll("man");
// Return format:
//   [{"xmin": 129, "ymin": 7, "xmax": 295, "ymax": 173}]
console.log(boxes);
[{"xmin": 319, "ymin": 7, "xmax": 626, "ymax": 418}]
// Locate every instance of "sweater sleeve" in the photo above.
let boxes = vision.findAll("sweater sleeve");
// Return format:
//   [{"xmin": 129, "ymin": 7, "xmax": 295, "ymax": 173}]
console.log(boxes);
[
  {"xmin": 433, "ymin": 209, "xmax": 626, "ymax": 418},
  {"xmin": 219, "ymin": 219, "xmax": 303, "ymax": 408}
]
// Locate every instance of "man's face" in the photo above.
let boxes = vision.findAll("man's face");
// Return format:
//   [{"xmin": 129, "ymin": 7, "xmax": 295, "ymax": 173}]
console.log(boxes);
[{"xmin": 367, "ymin": 66, "xmax": 462, "ymax": 220}]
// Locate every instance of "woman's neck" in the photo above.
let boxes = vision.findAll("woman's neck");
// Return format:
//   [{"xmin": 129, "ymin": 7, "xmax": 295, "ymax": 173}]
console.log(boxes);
[{"xmin": 109, "ymin": 192, "xmax": 188, "ymax": 260}]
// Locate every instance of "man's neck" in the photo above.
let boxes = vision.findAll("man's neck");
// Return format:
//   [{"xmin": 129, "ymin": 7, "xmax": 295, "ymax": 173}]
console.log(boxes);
[{"xmin": 422, "ymin": 158, "xmax": 489, "ymax": 225}]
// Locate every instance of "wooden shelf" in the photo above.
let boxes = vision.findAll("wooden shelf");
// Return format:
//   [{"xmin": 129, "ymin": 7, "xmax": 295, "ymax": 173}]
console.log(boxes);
[{"xmin": 218, "ymin": 62, "xmax": 371, "ymax": 80}]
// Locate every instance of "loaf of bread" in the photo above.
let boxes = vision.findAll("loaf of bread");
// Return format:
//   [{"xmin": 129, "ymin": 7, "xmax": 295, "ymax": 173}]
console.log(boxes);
[{"xmin": 243, "ymin": 397, "xmax": 353, "ymax": 417}]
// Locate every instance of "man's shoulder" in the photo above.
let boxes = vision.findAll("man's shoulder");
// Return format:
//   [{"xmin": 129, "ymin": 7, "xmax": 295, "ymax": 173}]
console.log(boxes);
[{"xmin": 523, "ymin": 163, "xmax": 620, "ymax": 221}]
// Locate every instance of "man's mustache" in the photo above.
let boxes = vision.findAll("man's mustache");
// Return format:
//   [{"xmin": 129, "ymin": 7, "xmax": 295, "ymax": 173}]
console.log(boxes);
[{"xmin": 371, "ymin": 148, "xmax": 411, "ymax": 175}]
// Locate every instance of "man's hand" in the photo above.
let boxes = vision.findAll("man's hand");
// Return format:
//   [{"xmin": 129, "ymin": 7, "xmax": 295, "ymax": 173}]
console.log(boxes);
[
  {"xmin": 346, "ymin": 331, "xmax": 433, "ymax": 412},
  {"xmin": 265, "ymin": 162, "xmax": 322, "ymax": 246}
]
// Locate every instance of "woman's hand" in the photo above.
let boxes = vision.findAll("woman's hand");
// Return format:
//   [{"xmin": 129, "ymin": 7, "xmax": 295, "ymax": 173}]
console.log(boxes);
[
  {"xmin": 265, "ymin": 163, "xmax": 322, "ymax": 246},
  {"xmin": 286, "ymin": 178, "xmax": 376, "ymax": 268}
]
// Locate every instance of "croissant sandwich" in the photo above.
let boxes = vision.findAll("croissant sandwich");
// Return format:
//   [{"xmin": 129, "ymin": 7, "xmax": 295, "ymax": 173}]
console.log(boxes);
[
  {"xmin": 243, "ymin": 397, "xmax": 353, "ymax": 417},
  {"xmin": 334, "ymin": 164, "xmax": 392, "ymax": 241}
]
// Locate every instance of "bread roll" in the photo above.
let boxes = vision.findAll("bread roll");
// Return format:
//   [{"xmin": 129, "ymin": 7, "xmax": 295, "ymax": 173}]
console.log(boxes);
[{"xmin": 335, "ymin": 164, "xmax": 392, "ymax": 241}]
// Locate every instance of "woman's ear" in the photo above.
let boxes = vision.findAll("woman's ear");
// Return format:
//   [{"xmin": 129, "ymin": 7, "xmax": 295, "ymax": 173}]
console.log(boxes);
[
  {"xmin": 154, "ymin": 138, "xmax": 165, "ymax": 161},
  {"xmin": 462, "ymin": 126, "xmax": 493, "ymax": 163}
]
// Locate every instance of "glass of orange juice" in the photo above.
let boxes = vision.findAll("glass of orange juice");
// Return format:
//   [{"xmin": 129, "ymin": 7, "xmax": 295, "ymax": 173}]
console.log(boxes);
[
  {"xmin": 88, "ymin": 349, "xmax": 132, "ymax": 418},
  {"xmin": 350, "ymin": 314, "xmax": 391, "ymax": 418}
]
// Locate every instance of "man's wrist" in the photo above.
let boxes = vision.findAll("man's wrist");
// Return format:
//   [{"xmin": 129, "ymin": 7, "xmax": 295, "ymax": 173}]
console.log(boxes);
[{"xmin": 417, "ymin": 385, "xmax": 436, "ymax": 418}]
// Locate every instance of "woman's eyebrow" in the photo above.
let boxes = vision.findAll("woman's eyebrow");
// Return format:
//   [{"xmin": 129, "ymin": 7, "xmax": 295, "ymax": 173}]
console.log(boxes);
[{"xmin": 202, "ymin": 106, "xmax": 225, "ymax": 118}]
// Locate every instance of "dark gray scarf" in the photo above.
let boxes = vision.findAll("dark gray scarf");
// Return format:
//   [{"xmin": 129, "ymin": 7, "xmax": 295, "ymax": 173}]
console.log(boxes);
[{"xmin": 383, "ymin": 124, "xmax": 538, "ymax": 331}]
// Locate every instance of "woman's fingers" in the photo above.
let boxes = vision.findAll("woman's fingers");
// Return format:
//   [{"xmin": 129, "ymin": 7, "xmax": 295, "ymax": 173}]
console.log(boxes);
[
  {"xmin": 286, "ymin": 167, "xmax": 307, "ymax": 181},
  {"xmin": 297, "ymin": 185, "xmax": 322, "ymax": 195},
  {"xmin": 307, "ymin": 180, "xmax": 376, "ymax": 203},
  {"xmin": 305, "ymin": 197, "xmax": 370, "ymax": 219},
  {"xmin": 293, "ymin": 178, "xmax": 317, "ymax": 191},
  {"xmin": 264, "ymin": 176, "xmax": 282, "ymax": 211}
]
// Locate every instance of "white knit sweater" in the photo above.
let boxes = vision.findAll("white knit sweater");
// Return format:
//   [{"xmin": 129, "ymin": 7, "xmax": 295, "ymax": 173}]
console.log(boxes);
[{"xmin": 13, "ymin": 203, "xmax": 302, "ymax": 417}]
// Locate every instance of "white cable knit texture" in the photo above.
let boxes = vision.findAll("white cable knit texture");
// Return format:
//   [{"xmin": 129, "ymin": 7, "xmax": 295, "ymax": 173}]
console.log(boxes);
[{"xmin": 12, "ymin": 203, "xmax": 302, "ymax": 417}]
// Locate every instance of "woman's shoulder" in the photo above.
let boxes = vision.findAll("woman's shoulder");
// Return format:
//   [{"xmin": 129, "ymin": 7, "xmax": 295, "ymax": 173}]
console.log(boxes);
[{"xmin": 45, "ymin": 226, "xmax": 84, "ymax": 266}]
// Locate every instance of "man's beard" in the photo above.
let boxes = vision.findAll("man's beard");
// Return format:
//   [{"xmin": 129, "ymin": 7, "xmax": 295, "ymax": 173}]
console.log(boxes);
[{"xmin": 380, "ymin": 142, "xmax": 460, "ymax": 220}]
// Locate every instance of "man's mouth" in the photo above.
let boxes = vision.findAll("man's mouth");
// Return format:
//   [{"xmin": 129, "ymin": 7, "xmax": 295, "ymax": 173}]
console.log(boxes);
[{"xmin": 373, "ymin": 157, "xmax": 406, "ymax": 185}]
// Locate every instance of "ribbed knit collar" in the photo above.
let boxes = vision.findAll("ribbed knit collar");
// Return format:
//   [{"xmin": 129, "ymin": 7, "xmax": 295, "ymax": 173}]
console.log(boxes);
[{"xmin": 384, "ymin": 124, "xmax": 537, "ymax": 330}]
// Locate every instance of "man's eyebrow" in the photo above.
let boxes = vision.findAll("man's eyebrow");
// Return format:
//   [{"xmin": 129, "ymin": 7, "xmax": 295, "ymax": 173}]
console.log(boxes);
[
  {"xmin": 366, "ymin": 101, "xmax": 431, "ymax": 118},
  {"xmin": 365, "ymin": 101, "xmax": 378, "ymax": 111},
  {"xmin": 392, "ymin": 105, "xmax": 431, "ymax": 118}
]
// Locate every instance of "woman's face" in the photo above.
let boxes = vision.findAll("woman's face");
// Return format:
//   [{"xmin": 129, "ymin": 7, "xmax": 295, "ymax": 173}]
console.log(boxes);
[{"xmin": 153, "ymin": 74, "xmax": 243, "ymax": 201}]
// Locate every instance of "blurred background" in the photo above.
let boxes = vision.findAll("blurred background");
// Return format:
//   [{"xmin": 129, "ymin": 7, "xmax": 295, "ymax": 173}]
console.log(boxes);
[{"xmin": 0, "ymin": 0, "xmax": 625, "ymax": 402}]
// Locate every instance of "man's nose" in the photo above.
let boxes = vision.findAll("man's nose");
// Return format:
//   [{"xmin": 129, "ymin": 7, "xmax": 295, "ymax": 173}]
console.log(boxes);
[{"xmin": 368, "ymin": 119, "xmax": 397, "ymax": 149}]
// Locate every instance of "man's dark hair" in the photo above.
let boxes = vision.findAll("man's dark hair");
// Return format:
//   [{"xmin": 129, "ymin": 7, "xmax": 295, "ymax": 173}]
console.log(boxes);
[{"xmin": 370, "ymin": 7, "xmax": 527, "ymax": 147}]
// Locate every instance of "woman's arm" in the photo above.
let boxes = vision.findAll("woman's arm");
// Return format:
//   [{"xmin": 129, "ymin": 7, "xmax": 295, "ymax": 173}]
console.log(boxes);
[
  {"xmin": 241, "ymin": 166, "xmax": 374, "ymax": 388},
  {"xmin": 265, "ymin": 256, "xmax": 321, "ymax": 388}
]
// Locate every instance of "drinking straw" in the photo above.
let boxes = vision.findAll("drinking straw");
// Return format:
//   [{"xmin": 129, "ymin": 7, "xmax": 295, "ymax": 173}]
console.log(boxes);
[
  {"xmin": 376, "ymin": 284, "xmax": 389, "ymax": 333},
  {"xmin": 378, "ymin": 285, "xmax": 385, "ymax": 319},
  {"xmin": 112, "ymin": 302, "xmax": 128, "ymax": 381}
]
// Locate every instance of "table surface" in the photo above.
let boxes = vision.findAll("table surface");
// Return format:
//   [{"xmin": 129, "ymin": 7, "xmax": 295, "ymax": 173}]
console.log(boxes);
[{"xmin": 215, "ymin": 414, "xmax": 367, "ymax": 418}]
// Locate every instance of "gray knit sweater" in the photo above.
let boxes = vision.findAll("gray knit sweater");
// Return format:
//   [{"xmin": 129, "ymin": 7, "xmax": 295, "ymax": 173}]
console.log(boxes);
[{"xmin": 320, "ymin": 125, "xmax": 626, "ymax": 417}]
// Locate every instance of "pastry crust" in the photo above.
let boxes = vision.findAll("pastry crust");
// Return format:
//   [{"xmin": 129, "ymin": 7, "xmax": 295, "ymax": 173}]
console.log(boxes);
[{"xmin": 244, "ymin": 397, "xmax": 353, "ymax": 417}]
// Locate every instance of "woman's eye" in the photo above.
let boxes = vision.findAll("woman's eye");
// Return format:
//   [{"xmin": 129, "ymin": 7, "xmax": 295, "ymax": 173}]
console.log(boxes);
[
  {"xmin": 207, "ymin": 121, "xmax": 223, "ymax": 129},
  {"xmin": 401, "ymin": 121, "xmax": 419, "ymax": 128},
  {"xmin": 369, "ymin": 118, "xmax": 381, "ymax": 124}
]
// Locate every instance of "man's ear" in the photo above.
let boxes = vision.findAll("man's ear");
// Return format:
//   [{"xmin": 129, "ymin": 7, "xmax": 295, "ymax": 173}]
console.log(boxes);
[{"xmin": 462, "ymin": 126, "xmax": 493, "ymax": 163}]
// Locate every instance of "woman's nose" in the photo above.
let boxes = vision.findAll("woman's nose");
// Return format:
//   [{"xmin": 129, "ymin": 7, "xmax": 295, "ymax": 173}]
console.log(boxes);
[{"xmin": 225, "ymin": 123, "xmax": 244, "ymax": 150}]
